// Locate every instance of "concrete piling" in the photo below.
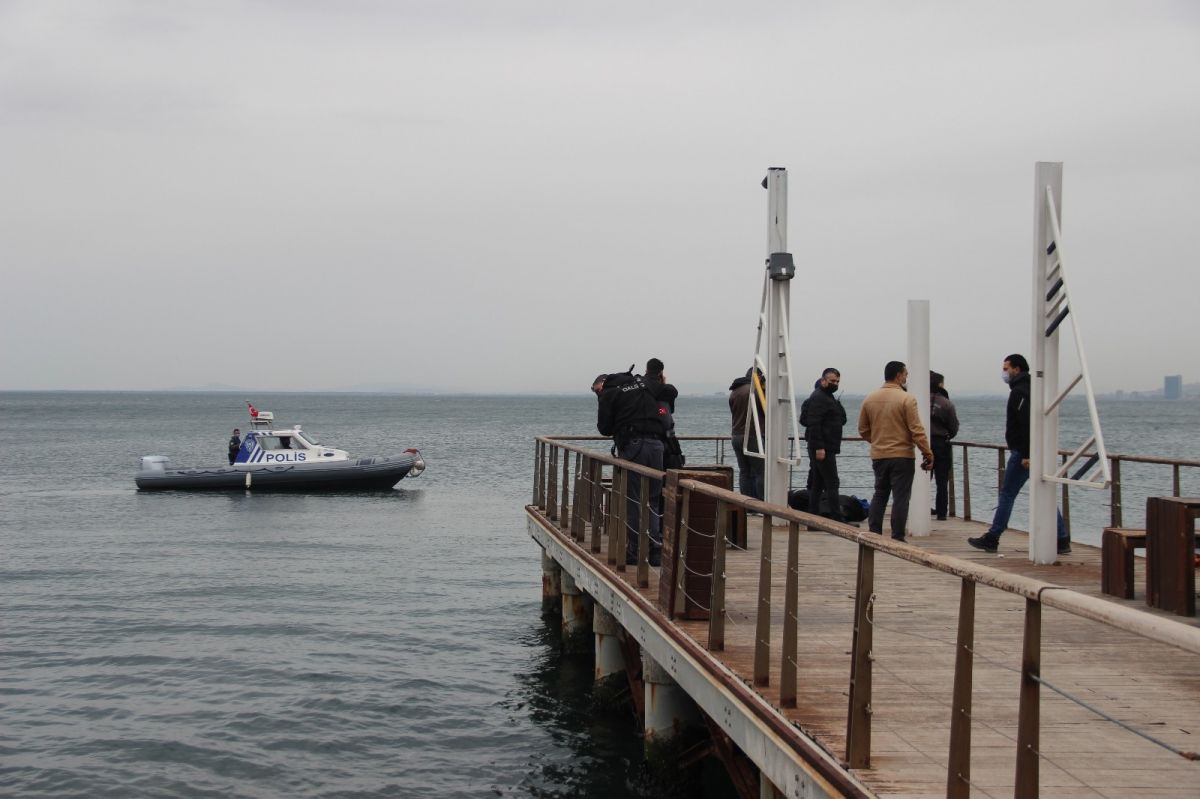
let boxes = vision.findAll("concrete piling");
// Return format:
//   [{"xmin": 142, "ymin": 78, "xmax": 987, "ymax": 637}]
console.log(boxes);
[
  {"xmin": 642, "ymin": 651, "xmax": 699, "ymax": 746},
  {"xmin": 560, "ymin": 571, "xmax": 592, "ymax": 652},
  {"xmin": 541, "ymin": 550, "xmax": 561, "ymax": 616}
]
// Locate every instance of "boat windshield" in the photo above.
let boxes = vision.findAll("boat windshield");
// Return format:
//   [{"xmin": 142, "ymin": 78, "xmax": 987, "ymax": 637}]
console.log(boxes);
[{"xmin": 295, "ymin": 430, "xmax": 320, "ymax": 446}]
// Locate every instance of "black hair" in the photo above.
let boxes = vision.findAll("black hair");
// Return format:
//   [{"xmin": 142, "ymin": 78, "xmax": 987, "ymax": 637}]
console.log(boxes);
[
  {"xmin": 1005, "ymin": 353, "xmax": 1029, "ymax": 372},
  {"xmin": 821, "ymin": 367, "xmax": 840, "ymax": 379},
  {"xmin": 646, "ymin": 357, "xmax": 664, "ymax": 376},
  {"xmin": 884, "ymin": 361, "xmax": 906, "ymax": 382}
]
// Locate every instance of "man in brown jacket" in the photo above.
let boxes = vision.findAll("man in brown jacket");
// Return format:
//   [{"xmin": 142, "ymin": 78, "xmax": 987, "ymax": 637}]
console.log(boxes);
[{"xmin": 858, "ymin": 361, "xmax": 934, "ymax": 541}]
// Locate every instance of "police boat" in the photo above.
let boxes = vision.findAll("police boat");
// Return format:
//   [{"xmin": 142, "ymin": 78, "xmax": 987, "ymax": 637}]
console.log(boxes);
[{"xmin": 135, "ymin": 408, "xmax": 426, "ymax": 491}]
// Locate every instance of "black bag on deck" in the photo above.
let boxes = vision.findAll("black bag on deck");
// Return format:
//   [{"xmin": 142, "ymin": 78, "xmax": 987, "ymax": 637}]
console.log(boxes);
[{"xmin": 787, "ymin": 489, "xmax": 868, "ymax": 522}]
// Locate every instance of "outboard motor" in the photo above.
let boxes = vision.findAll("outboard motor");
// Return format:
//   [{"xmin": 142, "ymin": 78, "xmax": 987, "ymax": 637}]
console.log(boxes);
[
  {"xmin": 404, "ymin": 448, "xmax": 426, "ymax": 478},
  {"xmin": 140, "ymin": 455, "xmax": 170, "ymax": 473}
]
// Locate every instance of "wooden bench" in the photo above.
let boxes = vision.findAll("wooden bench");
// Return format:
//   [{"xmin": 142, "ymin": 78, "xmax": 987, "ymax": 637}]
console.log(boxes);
[
  {"xmin": 1101, "ymin": 528, "xmax": 1146, "ymax": 600},
  {"xmin": 1102, "ymin": 525, "xmax": 1200, "ymax": 602}
]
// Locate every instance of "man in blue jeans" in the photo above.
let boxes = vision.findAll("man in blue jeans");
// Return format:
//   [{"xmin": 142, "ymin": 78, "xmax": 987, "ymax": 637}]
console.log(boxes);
[{"xmin": 968, "ymin": 354, "xmax": 1071, "ymax": 555}]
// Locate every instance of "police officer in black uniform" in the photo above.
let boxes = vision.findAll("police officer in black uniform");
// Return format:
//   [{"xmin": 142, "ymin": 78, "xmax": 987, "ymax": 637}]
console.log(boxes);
[
  {"xmin": 227, "ymin": 428, "xmax": 241, "ymax": 465},
  {"xmin": 596, "ymin": 367, "xmax": 666, "ymax": 566}
]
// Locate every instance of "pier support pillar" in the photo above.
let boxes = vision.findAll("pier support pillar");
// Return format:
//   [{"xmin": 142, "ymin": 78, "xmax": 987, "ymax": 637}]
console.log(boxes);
[
  {"xmin": 592, "ymin": 605, "xmax": 626, "ymax": 706},
  {"xmin": 593, "ymin": 606, "xmax": 624, "ymax": 681},
  {"xmin": 541, "ymin": 551, "xmax": 561, "ymax": 616},
  {"xmin": 560, "ymin": 572, "xmax": 592, "ymax": 653},
  {"xmin": 642, "ymin": 652, "xmax": 700, "ymax": 748}
]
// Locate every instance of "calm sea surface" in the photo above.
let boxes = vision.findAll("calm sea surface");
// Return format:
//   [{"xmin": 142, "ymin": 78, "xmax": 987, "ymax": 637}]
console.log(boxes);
[{"xmin": 2, "ymin": 391, "xmax": 1197, "ymax": 798}]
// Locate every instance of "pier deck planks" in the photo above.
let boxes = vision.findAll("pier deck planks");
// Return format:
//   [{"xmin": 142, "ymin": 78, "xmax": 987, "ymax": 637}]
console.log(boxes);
[{"xmin": 560, "ymin": 510, "xmax": 1200, "ymax": 798}]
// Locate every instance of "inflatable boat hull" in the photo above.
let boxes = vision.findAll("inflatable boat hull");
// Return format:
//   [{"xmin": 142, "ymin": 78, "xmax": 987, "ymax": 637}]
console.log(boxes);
[{"xmin": 136, "ymin": 453, "xmax": 421, "ymax": 491}]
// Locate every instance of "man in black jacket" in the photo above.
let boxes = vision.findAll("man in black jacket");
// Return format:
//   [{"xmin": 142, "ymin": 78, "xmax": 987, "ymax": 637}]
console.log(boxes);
[
  {"xmin": 803, "ymin": 368, "xmax": 848, "ymax": 522},
  {"xmin": 969, "ymin": 354, "xmax": 1070, "ymax": 555},
  {"xmin": 597, "ymin": 369, "xmax": 666, "ymax": 566}
]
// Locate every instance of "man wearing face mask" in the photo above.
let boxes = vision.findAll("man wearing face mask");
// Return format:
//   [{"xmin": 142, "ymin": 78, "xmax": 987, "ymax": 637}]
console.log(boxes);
[
  {"xmin": 969, "ymin": 354, "xmax": 1071, "ymax": 555},
  {"xmin": 858, "ymin": 361, "xmax": 934, "ymax": 541},
  {"xmin": 803, "ymin": 368, "xmax": 848, "ymax": 523}
]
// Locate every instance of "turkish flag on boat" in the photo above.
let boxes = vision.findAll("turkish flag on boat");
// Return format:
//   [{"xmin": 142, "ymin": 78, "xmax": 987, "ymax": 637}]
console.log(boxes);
[{"xmin": 246, "ymin": 401, "xmax": 259, "ymax": 418}]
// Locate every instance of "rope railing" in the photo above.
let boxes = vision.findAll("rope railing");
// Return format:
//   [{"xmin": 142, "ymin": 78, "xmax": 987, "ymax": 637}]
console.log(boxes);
[{"xmin": 529, "ymin": 436, "xmax": 1200, "ymax": 797}]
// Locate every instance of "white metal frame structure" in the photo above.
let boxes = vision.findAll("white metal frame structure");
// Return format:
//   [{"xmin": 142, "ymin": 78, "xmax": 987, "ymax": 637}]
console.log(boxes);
[
  {"xmin": 1029, "ymin": 161, "xmax": 1111, "ymax": 564},
  {"xmin": 907, "ymin": 300, "xmax": 931, "ymax": 536},
  {"xmin": 743, "ymin": 167, "xmax": 802, "ymax": 507}
]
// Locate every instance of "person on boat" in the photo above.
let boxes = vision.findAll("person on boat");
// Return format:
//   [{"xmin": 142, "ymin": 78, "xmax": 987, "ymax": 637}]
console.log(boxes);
[
  {"xmin": 802, "ymin": 368, "xmax": 848, "ymax": 523},
  {"xmin": 968, "ymin": 354, "xmax": 1071, "ymax": 555},
  {"xmin": 227, "ymin": 429, "xmax": 241, "ymax": 465},
  {"xmin": 929, "ymin": 371, "xmax": 960, "ymax": 521},
  {"xmin": 596, "ymin": 366, "xmax": 667, "ymax": 567},
  {"xmin": 728, "ymin": 368, "xmax": 764, "ymax": 501},
  {"xmin": 858, "ymin": 361, "xmax": 934, "ymax": 542}
]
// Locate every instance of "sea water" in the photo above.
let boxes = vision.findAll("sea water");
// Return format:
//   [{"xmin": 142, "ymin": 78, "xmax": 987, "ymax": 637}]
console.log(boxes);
[{"xmin": 2, "ymin": 391, "xmax": 1196, "ymax": 797}]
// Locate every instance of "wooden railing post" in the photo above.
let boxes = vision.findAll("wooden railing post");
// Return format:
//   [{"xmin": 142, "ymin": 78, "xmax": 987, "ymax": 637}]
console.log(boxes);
[
  {"xmin": 548, "ymin": 446, "xmax": 559, "ymax": 521},
  {"xmin": 946, "ymin": 579, "xmax": 975, "ymax": 799},
  {"xmin": 962, "ymin": 444, "xmax": 972, "ymax": 520},
  {"xmin": 673, "ymin": 486, "xmax": 692, "ymax": 619},
  {"xmin": 637, "ymin": 475, "xmax": 650, "ymax": 588},
  {"xmin": 1110, "ymin": 457, "xmax": 1122, "ymax": 528},
  {"xmin": 559, "ymin": 448, "xmax": 570, "ymax": 528},
  {"xmin": 1060, "ymin": 453, "xmax": 1071, "ymax": 537},
  {"xmin": 590, "ymin": 459, "xmax": 604, "ymax": 553},
  {"xmin": 1173, "ymin": 464, "xmax": 1181, "ymax": 497},
  {"xmin": 569, "ymin": 452, "xmax": 581, "ymax": 540},
  {"xmin": 780, "ymin": 520, "xmax": 800, "ymax": 707},
  {"xmin": 754, "ymin": 513, "xmax": 773, "ymax": 687},
  {"xmin": 948, "ymin": 454, "xmax": 957, "ymax": 518},
  {"xmin": 997, "ymin": 447, "xmax": 1006, "ymax": 495},
  {"xmin": 606, "ymin": 466, "xmax": 619, "ymax": 565},
  {"xmin": 614, "ymin": 466, "xmax": 628, "ymax": 571},
  {"xmin": 708, "ymin": 499, "xmax": 728, "ymax": 651},
  {"xmin": 845, "ymin": 544, "xmax": 875, "ymax": 768},
  {"xmin": 1015, "ymin": 597, "xmax": 1042, "ymax": 798},
  {"xmin": 533, "ymin": 440, "xmax": 542, "ymax": 507}
]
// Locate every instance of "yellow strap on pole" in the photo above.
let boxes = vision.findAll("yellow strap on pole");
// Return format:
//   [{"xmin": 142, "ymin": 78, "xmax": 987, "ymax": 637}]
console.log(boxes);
[{"xmin": 752, "ymin": 370, "xmax": 766, "ymax": 410}]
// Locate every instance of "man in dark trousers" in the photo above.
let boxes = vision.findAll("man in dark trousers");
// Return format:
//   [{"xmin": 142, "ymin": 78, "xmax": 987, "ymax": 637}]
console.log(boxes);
[
  {"xmin": 596, "ymin": 368, "xmax": 667, "ymax": 566},
  {"xmin": 728, "ymin": 368, "xmax": 764, "ymax": 500},
  {"xmin": 803, "ymin": 368, "xmax": 848, "ymax": 522},
  {"xmin": 929, "ymin": 371, "xmax": 960, "ymax": 521},
  {"xmin": 968, "ymin": 354, "xmax": 1070, "ymax": 555},
  {"xmin": 858, "ymin": 361, "xmax": 934, "ymax": 541}
]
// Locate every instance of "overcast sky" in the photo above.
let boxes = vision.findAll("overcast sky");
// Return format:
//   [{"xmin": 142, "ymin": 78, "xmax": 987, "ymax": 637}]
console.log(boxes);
[{"xmin": 3, "ymin": 1, "xmax": 1197, "ymax": 395}]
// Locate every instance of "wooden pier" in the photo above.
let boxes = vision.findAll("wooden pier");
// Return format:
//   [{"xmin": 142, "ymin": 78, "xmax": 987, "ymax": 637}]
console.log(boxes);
[{"xmin": 527, "ymin": 437, "xmax": 1200, "ymax": 799}]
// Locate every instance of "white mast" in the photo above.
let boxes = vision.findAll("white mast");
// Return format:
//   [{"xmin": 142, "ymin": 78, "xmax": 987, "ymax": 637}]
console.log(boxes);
[
  {"xmin": 746, "ymin": 168, "xmax": 801, "ymax": 507},
  {"xmin": 907, "ymin": 300, "xmax": 931, "ymax": 536},
  {"xmin": 1029, "ymin": 161, "xmax": 1111, "ymax": 564}
]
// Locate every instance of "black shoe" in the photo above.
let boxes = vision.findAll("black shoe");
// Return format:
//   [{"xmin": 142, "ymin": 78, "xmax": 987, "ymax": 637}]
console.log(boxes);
[
  {"xmin": 930, "ymin": 509, "xmax": 938, "ymax": 516},
  {"xmin": 891, "ymin": 535, "xmax": 906, "ymax": 542},
  {"xmin": 936, "ymin": 514, "xmax": 948, "ymax": 521},
  {"xmin": 1057, "ymin": 543, "xmax": 1072, "ymax": 556},
  {"xmin": 968, "ymin": 535, "xmax": 998, "ymax": 553},
  {"xmin": 625, "ymin": 555, "xmax": 637, "ymax": 565}
]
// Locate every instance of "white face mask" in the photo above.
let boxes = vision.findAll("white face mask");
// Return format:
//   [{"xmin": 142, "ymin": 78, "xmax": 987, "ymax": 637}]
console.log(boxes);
[{"xmin": 1002, "ymin": 371, "xmax": 1012, "ymax": 384}]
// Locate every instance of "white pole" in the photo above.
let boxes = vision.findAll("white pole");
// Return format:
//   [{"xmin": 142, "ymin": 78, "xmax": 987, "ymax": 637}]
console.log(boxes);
[
  {"xmin": 1029, "ymin": 162, "xmax": 1063, "ymax": 564},
  {"xmin": 762, "ymin": 168, "xmax": 792, "ymax": 507},
  {"xmin": 907, "ymin": 300, "xmax": 931, "ymax": 536}
]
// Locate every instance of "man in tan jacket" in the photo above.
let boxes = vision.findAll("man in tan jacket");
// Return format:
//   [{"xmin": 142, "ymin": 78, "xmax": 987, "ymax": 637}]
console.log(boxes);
[{"xmin": 858, "ymin": 361, "xmax": 934, "ymax": 541}]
